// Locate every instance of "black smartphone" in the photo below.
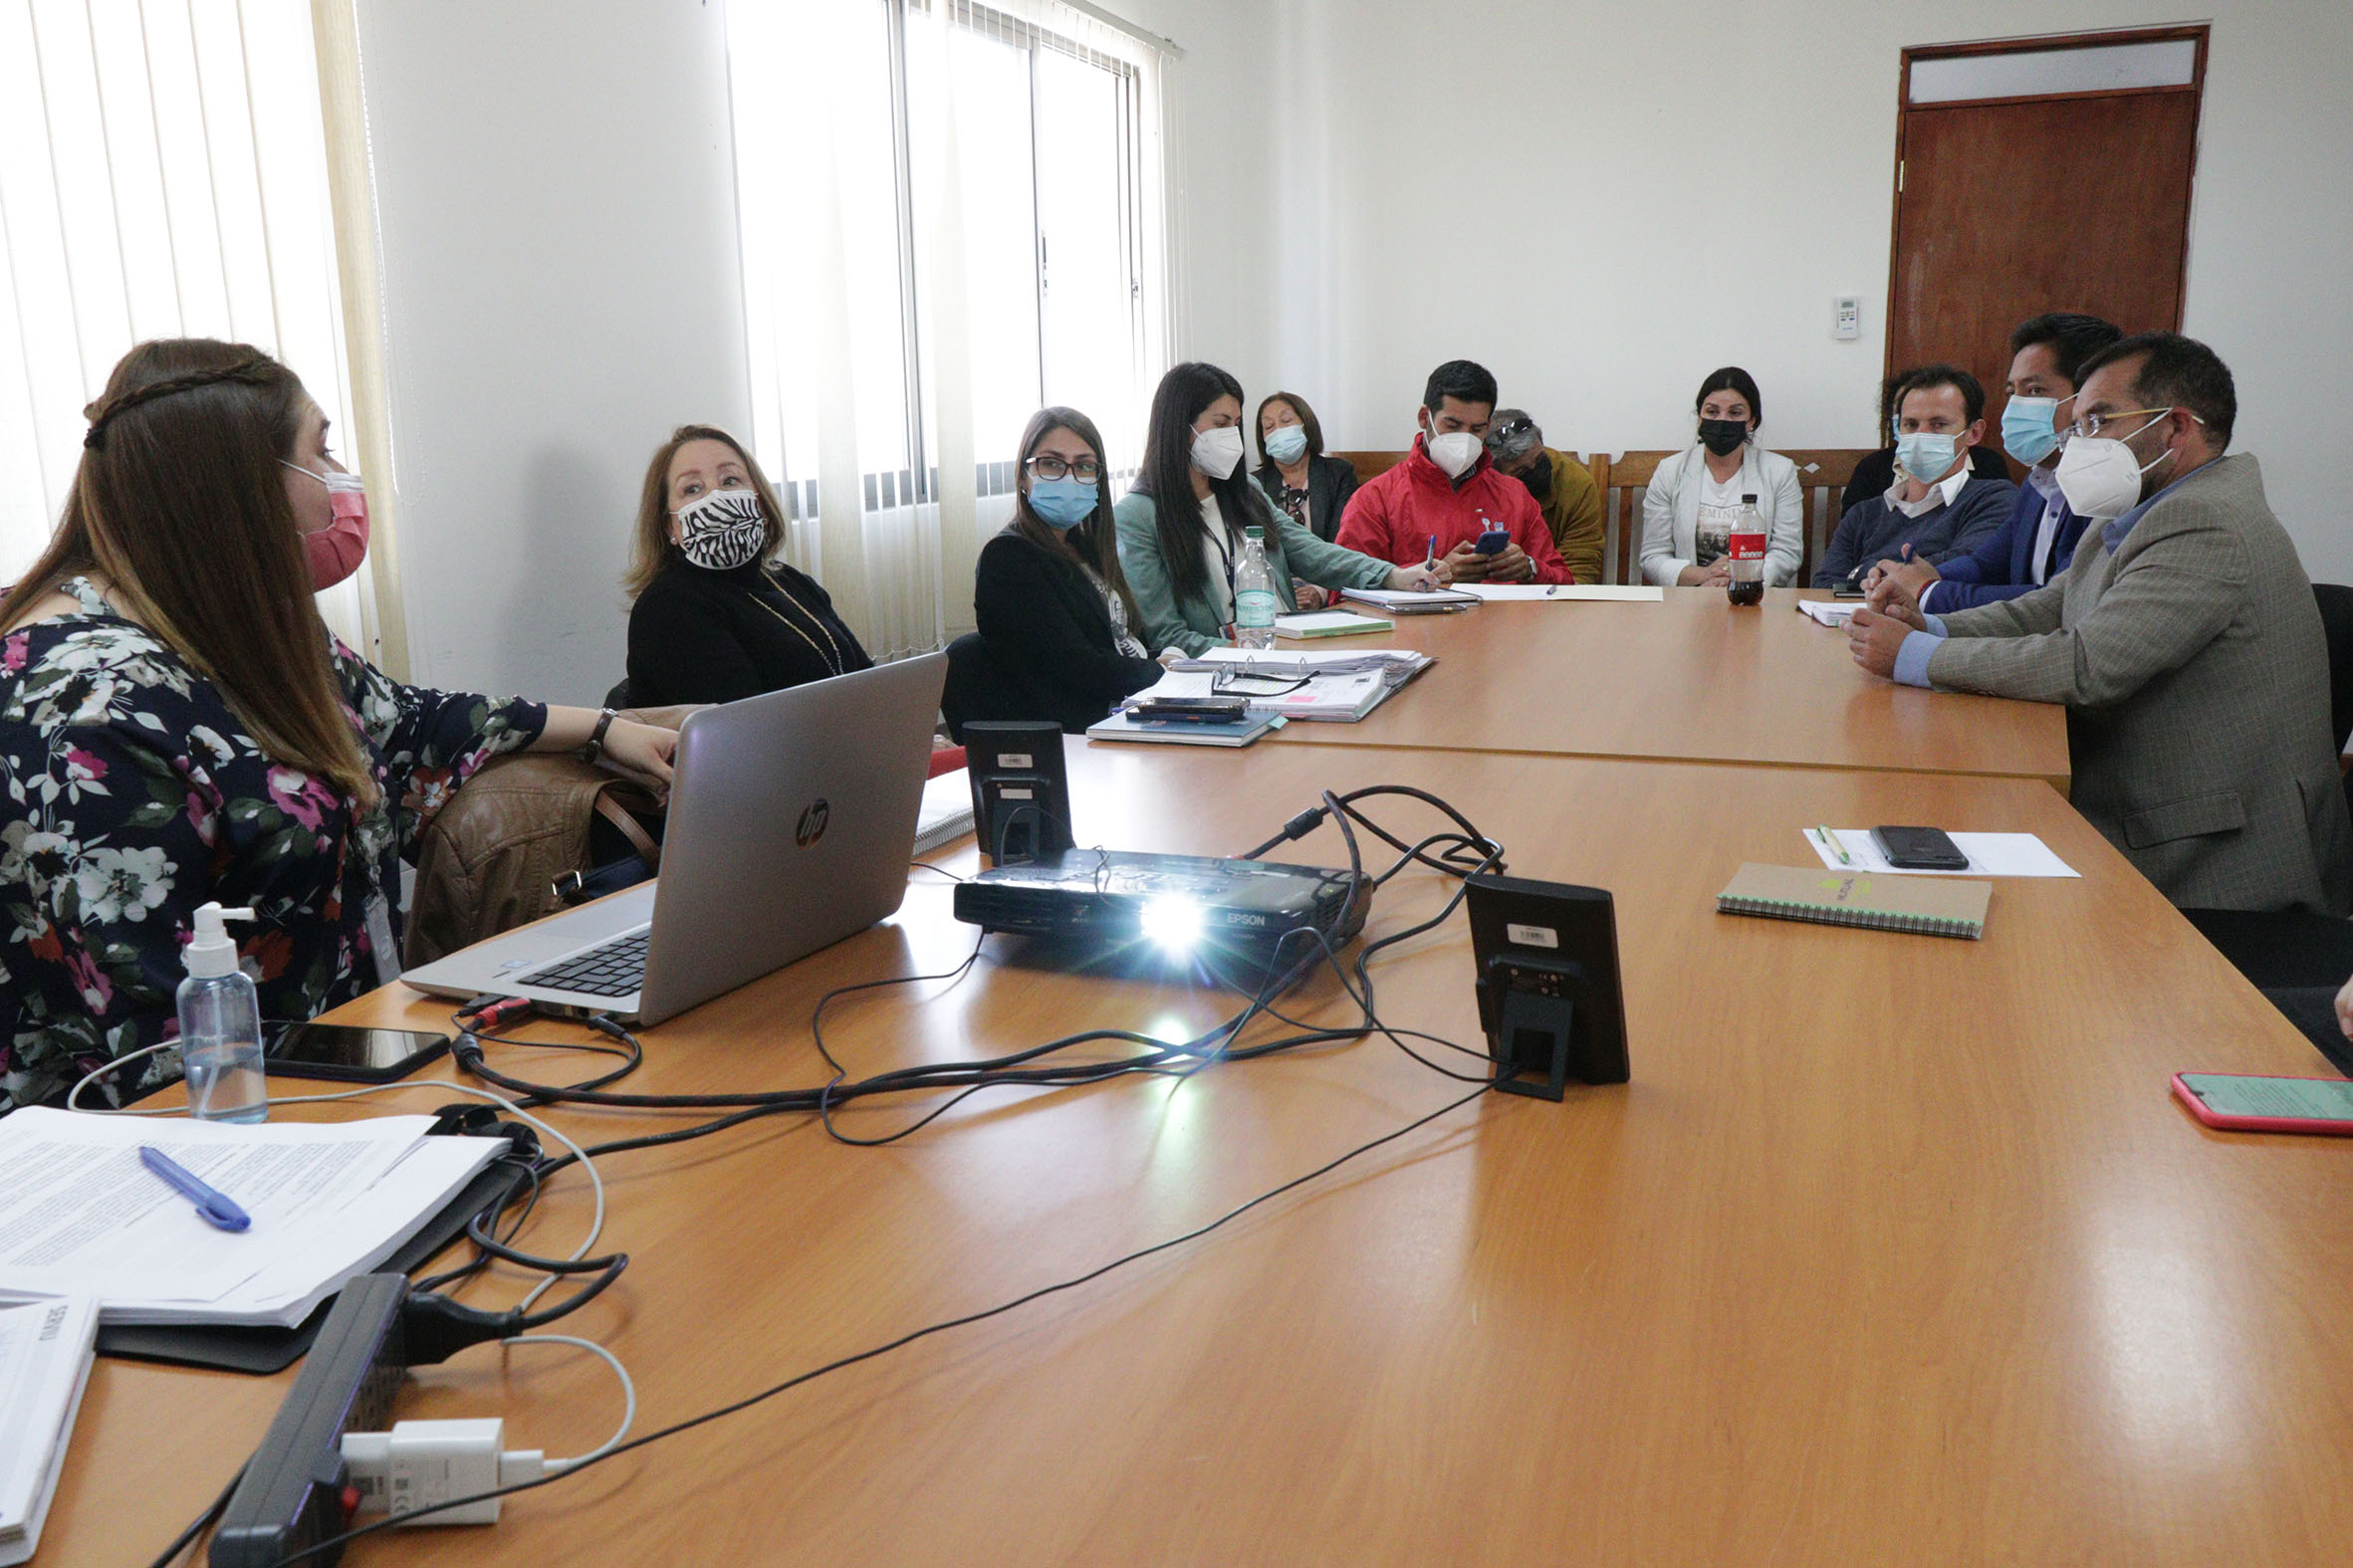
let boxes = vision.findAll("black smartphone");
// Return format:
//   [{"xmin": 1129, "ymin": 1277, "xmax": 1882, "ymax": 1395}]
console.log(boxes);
[
  {"xmin": 1134, "ymin": 696, "xmax": 1250, "ymax": 722},
  {"xmin": 1870, "ymin": 825, "xmax": 1970, "ymax": 871},
  {"xmin": 263, "ymin": 1020, "xmax": 450, "ymax": 1082}
]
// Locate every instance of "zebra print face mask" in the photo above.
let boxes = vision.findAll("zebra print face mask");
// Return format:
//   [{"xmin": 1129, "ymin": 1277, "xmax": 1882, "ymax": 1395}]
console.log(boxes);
[{"xmin": 673, "ymin": 488, "xmax": 767, "ymax": 571}]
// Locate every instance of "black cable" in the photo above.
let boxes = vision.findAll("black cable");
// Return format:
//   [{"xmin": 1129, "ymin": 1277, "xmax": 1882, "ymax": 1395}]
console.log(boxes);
[
  {"xmin": 143, "ymin": 1462, "xmax": 244, "ymax": 1568},
  {"xmin": 269, "ymin": 1081, "xmax": 1496, "ymax": 1561},
  {"xmin": 449, "ymin": 786, "xmax": 1510, "ymax": 1128},
  {"xmin": 909, "ymin": 860, "xmax": 967, "ymax": 881}
]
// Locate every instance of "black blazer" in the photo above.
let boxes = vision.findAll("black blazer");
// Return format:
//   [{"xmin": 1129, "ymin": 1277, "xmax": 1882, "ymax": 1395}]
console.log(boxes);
[
  {"xmin": 1254, "ymin": 452, "xmax": 1361, "ymax": 542},
  {"xmin": 965, "ymin": 525, "xmax": 1162, "ymax": 733},
  {"xmin": 1840, "ymin": 444, "xmax": 2010, "ymax": 518},
  {"xmin": 626, "ymin": 557, "xmax": 871, "ymax": 707}
]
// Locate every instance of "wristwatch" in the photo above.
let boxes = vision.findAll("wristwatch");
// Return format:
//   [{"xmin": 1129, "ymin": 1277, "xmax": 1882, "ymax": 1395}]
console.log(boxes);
[{"xmin": 579, "ymin": 708, "xmax": 618, "ymax": 766}]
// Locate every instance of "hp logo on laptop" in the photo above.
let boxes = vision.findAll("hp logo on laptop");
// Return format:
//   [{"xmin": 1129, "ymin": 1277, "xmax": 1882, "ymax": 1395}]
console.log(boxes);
[{"xmin": 796, "ymin": 799, "xmax": 830, "ymax": 847}]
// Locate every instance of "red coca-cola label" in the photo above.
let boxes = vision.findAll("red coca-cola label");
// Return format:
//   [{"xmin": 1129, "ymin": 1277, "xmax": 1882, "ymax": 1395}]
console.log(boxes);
[{"xmin": 1729, "ymin": 531, "xmax": 1766, "ymax": 561}]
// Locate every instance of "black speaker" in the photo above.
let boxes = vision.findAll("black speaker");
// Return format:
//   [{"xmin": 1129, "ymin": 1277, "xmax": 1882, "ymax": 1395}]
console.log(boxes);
[
  {"xmin": 961, "ymin": 720, "xmax": 1074, "ymax": 866},
  {"xmin": 1465, "ymin": 873, "xmax": 1629, "ymax": 1098}
]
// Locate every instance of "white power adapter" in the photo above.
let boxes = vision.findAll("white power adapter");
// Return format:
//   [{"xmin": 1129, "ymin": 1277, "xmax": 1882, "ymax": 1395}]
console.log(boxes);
[{"xmin": 341, "ymin": 1419, "xmax": 546, "ymax": 1526}]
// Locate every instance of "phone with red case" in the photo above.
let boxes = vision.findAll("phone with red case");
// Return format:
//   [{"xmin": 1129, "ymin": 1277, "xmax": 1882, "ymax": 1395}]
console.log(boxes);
[{"xmin": 2172, "ymin": 1071, "xmax": 2353, "ymax": 1135}]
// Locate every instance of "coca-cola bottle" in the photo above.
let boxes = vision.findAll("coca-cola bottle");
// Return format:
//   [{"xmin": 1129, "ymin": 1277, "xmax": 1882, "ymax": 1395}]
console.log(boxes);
[{"xmin": 1727, "ymin": 493, "xmax": 1765, "ymax": 606}]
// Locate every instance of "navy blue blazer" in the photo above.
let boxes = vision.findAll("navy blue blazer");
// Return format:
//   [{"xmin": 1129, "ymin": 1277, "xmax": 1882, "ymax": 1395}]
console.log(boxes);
[{"xmin": 1919, "ymin": 478, "xmax": 2091, "ymax": 613}]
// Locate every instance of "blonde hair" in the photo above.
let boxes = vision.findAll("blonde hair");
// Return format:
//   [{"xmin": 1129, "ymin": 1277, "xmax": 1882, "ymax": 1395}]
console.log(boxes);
[
  {"xmin": 623, "ymin": 424, "xmax": 792, "ymax": 598},
  {"xmin": 3, "ymin": 338, "xmax": 377, "ymax": 807}
]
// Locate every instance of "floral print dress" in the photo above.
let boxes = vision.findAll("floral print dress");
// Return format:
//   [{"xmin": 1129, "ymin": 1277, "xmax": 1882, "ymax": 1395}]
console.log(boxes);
[{"xmin": 0, "ymin": 579, "xmax": 546, "ymax": 1110}]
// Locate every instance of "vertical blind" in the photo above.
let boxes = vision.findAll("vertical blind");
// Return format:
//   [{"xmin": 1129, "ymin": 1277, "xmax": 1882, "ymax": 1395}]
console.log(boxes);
[
  {"xmin": 727, "ymin": 0, "xmax": 1171, "ymax": 660},
  {"xmin": 0, "ymin": 0, "xmax": 375, "ymax": 655}
]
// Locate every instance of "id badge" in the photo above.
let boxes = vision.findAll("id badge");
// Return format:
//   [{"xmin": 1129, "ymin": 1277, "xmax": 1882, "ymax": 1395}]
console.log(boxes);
[{"xmin": 365, "ymin": 892, "xmax": 402, "ymax": 987}]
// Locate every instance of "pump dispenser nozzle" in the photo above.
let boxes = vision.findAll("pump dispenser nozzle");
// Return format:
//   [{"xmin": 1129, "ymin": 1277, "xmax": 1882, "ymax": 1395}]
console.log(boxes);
[{"xmin": 185, "ymin": 902, "xmax": 256, "ymax": 979}]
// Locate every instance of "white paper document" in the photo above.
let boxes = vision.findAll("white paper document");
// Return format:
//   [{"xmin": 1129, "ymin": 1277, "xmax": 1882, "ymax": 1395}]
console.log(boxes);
[
  {"xmin": 1142, "ymin": 647, "xmax": 1435, "ymax": 722},
  {"xmin": 0, "ymin": 1110, "xmax": 506, "ymax": 1327},
  {"xmin": 1801, "ymin": 827, "xmax": 2079, "ymax": 878},
  {"xmin": 0, "ymin": 1294, "xmax": 98, "ymax": 1566},
  {"xmin": 1796, "ymin": 600, "xmax": 1858, "ymax": 627},
  {"xmin": 1456, "ymin": 583, "xmax": 1665, "ymax": 602},
  {"xmin": 915, "ymin": 768, "xmax": 976, "ymax": 854}
]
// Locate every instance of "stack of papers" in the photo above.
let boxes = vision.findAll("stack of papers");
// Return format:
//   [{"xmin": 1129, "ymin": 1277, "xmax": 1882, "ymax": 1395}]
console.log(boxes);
[
  {"xmin": 1336, "ymin": 587, "xmax": 1478, "ymax": 614},
  {"xmin": 1152, "ymin": 648, "xmax": 1436, "ymax": 723},
  {"xmin": 1796, "ymin": 600, "xmax": 1858, "ymax": 627},
  {"xmin": 1457, "ymin": 583, "xmax": 1665, "ymax": 602},
  {"xmin": 0, "ymin": 1295, "xmax": 97, "ymax": 1567},
  {"xmin": 0, "ymin": 1110, "xmax": 507, "ymax": 1329}
]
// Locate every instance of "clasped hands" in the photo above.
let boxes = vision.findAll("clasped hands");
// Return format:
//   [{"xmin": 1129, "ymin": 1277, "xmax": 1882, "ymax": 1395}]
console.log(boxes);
[{"xmin": 1844, "ymin": 552, "xmax": 1935, "ymax": 679}]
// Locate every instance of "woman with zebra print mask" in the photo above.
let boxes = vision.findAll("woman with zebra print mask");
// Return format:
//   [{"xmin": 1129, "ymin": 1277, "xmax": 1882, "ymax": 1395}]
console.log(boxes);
[{"xmin": 622, "ymin": 425, "xmax": 872, "ymax": 706}]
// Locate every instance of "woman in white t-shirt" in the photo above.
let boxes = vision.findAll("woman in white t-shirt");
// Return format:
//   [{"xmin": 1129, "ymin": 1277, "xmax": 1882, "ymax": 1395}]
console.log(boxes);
[{"xmin": 1638, "ymin": 366, "xmax": 1803, "ymax": 587}]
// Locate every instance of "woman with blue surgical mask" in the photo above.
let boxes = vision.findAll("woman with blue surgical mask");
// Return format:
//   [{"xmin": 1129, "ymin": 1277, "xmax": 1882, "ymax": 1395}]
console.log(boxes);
[
  {"xmin": 1253, "ymin": 391, "xmax": 1360, "ymax": 549},
  {"xmin": 951, "ymin": 407, "xmax": 1168, "ymax": 736}
]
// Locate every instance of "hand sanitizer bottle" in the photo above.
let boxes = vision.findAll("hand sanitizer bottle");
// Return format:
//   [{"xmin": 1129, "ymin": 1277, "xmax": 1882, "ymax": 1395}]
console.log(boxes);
[{"xmin": 177, "ymin": 902, "xmax": 265, "ymax": 1123}]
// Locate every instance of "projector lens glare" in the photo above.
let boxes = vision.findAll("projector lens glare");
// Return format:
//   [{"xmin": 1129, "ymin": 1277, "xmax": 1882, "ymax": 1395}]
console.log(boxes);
[{"xmin": 1140, "ymin": 896, "xmax": 1203, "ymax": 953}]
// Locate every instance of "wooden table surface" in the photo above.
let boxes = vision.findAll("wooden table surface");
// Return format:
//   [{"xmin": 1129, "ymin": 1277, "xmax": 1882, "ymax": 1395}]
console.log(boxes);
[
  {"xmin": 1269, "ymin": 587, "xmax": 2074, "ymax": 789},
  {"xmin": 51, "ymin": 741, "xmax": 2350, "ymax": 1565}
]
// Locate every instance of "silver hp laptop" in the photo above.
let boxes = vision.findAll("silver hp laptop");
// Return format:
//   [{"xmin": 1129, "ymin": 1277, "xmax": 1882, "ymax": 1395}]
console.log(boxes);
[{"xmin": 403, "ymin": 653, "xmax": 947, "ymax": 1025}]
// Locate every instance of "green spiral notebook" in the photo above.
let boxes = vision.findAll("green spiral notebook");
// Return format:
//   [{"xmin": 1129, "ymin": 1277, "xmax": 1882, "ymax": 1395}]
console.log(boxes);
[{"xmin": 1716, "ymin": 863, "xmax": 1991, "ymax": 940}]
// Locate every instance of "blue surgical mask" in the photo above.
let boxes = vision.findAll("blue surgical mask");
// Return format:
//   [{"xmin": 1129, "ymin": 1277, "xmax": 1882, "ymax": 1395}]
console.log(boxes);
[
  {"xmin": 2000, "ymin": 395, "xmax": 2062, "ymax": 468},
  {"xmin": 1027, "ymin": 477, "xmax": 1097, "ymax": 530},
  {"xmin": 1264, "ymin": 424, "xmax": 1308, "ymax": 465},
  {"xmin": 1893, "ymin": 430, "xmax": 1961, "ymax": 483}
]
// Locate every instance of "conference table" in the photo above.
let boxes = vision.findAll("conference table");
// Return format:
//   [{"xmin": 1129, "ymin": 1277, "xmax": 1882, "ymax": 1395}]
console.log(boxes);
[
  {"xmin": 49, "ymin": 687, "xmax": 2353, "ymax": 1562},
  {"xmin": 1272, "ymin": 586, "xmax": 2074, "ymax": 789}
]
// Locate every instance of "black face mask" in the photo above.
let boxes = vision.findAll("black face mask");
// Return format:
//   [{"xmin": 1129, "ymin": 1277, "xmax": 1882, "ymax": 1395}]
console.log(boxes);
[
  {"xmin": 1515, "ymin": 456, "xmax": 1552, "ymax": 499},
  {"xmin": 1698, "ymin": 418, "xmax": 1749, "ymax": 458}
]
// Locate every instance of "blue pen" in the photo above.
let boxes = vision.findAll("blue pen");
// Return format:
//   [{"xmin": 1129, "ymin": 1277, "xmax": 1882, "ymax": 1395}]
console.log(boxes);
[{"xmin": 139, "ymin": 1145, "xmax": 251, "ymax": 1232}]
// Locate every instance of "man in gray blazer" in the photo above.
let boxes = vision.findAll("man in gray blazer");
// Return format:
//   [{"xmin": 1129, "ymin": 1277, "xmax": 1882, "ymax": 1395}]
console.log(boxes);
[{"xmin": 1846, "ymin": 333, "xmax": 2353, "ymax": 915}]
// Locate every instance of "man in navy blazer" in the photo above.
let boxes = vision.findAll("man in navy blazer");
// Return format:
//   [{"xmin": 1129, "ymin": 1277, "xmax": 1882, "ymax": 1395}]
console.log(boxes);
[{"xmin": 1867, "ymin": 313, "xmax": 2120, "ymax": 614}]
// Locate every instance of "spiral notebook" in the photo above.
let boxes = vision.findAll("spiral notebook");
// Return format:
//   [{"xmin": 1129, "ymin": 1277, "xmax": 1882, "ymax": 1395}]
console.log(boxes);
[{"xmin": 1716, "ymin": 863, "xmax": 1990, "ymax": 940}]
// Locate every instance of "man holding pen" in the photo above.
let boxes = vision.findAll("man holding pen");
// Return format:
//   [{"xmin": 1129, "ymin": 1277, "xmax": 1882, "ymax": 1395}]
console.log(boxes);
[{"xmin": 1336, "ymin": 359, "xmax": 1574, "ymax": 584}]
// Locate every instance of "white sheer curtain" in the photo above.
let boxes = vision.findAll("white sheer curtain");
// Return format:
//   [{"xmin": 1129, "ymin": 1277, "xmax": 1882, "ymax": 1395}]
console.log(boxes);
[
  {"xmin": 0, "ymin": 0, "xmax": 377, "ymax": 657},
  {"xmin": 727, "ymin": 0, "xmax": 1171, "ymax": 659}
]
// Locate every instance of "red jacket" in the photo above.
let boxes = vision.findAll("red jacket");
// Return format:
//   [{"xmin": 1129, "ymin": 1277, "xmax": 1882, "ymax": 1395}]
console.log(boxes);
[{"xmin": 1334, "ymin": 437, "xmax": 1573, "ymax": 583}]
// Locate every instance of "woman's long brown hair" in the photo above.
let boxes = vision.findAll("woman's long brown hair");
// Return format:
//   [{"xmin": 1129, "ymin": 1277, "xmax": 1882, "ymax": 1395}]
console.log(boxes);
[
  {"xmin": 1, "ymin": 338, "xmax": 377, "ymax": 806},
  {"xmin": 622, "ymin": 425, "xmax": 792, "ymax": 598}
]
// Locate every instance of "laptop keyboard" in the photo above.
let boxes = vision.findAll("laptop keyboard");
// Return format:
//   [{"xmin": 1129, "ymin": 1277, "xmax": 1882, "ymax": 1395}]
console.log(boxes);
[{"xmin": 517, "ymin": 928, "xmax": 650, "ymax": 999}]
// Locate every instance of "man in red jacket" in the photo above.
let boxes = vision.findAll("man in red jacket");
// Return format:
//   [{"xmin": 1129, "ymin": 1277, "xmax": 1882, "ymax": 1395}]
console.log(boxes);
[{"xmin": 1335, "ymin": 359, "xmax": 1573, "ymax": 583}]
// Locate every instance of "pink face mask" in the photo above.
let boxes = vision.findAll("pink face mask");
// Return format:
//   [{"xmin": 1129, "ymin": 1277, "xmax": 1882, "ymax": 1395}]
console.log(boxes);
[{"xmin": 283, "ymin": 461, "xmax": 371, "ymax": 590}]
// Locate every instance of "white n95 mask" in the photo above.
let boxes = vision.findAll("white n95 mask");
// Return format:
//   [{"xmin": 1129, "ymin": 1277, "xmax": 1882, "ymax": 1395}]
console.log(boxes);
[
  {"xmin": 1190, "ymin": 425, "xmax": 1247, "ymax": 481},
  {"xmin": 674, "ymin": 489, "xmax": 768, "ymax": 570},
  {"xmin": 1425, "ymin": 430, "xmax": 1482, "ymax": 479},
  {"xmin": 2054, "ymin": 427, "xmax": 2172, "ymax": 520}
]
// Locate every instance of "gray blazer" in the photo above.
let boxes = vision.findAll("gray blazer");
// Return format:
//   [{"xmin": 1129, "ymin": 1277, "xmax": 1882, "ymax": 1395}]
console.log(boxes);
[{"xmin": 1926, "ymin": 453, "xmax": 2353, "ymax": 914}]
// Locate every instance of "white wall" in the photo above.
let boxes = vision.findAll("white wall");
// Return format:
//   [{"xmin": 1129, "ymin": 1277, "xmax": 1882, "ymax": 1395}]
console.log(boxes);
[
  {"xmin": 1247, "ymin": 0, "xmax": 2353, "ymax": 580},
  {"xmin": 356, "ymin": 0, "xmax": 751, "ymax": 701}
]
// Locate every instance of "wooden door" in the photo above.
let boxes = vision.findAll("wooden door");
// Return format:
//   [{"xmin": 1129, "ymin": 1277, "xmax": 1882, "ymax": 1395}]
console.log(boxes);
[{"xmin": 1885, "ymin": 30, "xmax": 2206, "ymax": 420}]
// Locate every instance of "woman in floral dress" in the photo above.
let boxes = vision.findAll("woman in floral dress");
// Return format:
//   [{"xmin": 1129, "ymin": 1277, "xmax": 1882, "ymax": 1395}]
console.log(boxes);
[{"xmin": 0, "ymin": 338, "xmax": 678, "ymax": 1110}]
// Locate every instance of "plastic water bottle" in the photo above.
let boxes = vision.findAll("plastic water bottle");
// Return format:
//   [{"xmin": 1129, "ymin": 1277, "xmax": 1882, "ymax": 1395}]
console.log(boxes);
[
  {"xmin": 1727, "ymin": 493, "xmax": 1766, "ymax": 606},
  {"xmin": 1234, "ymin": 526, "xmax": 1279, "ymax": 650},
  {"xmin": 176, "ymin": 901, "xmax": 266, "ymax": 1123}
]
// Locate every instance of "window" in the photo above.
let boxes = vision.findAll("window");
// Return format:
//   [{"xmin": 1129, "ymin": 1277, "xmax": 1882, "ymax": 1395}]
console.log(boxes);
[
  {"xmin": 0, "ymin": 0, "xmax": 376, "ymax": 655},
  {"xmin": 726, "ymin": 0, "xmax": 1170, "ymax": 659}
]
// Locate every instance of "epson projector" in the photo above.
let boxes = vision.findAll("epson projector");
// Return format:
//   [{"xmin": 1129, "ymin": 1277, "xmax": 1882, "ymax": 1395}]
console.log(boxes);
[{"xmin": 951, "ymin": 849, "xmax": 1371, "ymax": 963}]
